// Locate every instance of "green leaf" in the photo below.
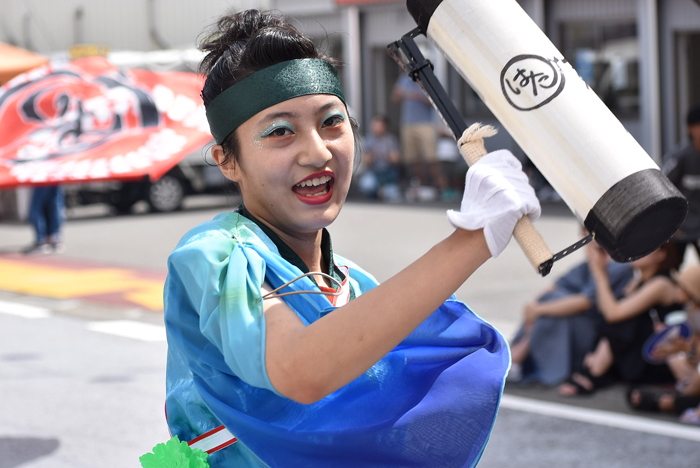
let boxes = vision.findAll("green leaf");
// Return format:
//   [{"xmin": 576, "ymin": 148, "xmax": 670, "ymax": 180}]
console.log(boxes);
[{"xmin": 139, "ymin": 436, "xmax": 209, "ymax": 468}]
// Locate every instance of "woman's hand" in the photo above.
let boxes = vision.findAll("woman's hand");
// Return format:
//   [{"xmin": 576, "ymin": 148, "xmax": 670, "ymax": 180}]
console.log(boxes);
[
  {"xmin": 447, "ymin": 150, "xmax": 540, "ymax": 258},
  {"xmin": 651, "ymin": 335, "xmax": 692, "ymax": 361}
]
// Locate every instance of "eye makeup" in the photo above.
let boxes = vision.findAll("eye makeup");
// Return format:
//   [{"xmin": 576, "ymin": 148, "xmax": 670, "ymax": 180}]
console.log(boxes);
[
  {"xmin": 258, "ymin": 120, "xmax": 295, "ymax": 139},
  {"xmin": 321, "ymin": 109, "xmax": 346, "ymax": 125}
]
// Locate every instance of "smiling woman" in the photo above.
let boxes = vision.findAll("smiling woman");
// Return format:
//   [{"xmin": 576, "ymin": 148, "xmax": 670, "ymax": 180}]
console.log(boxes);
[
  {"xmin": 153, "ymin": 8, "xmax": 541, "ymax": 468},
  {"xmin": 212, "ymin": 94, "xmax": 354, "ymax": 241}
]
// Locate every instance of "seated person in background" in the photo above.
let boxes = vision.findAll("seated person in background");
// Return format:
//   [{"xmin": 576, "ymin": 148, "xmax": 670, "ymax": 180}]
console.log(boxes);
[
  {"xmin": 357, "ymin": 115, "xmax": 401, "ymax": 201},
  {"xmin": 509, "ymin": 235, "xmax": 633, "ymax": 386},
  {"xmin": 559, "ymin": 241, "xmax": 684, "ymax": 396},
  {"xmin": 628, "ymin": 265, "xmax": 700, "ymax": 415}
]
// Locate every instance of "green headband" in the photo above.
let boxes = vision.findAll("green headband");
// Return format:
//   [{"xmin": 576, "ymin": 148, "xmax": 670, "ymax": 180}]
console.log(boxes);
[{"xmin": 205, "ymin": 58, "xmax": 346, "ymax": 145}]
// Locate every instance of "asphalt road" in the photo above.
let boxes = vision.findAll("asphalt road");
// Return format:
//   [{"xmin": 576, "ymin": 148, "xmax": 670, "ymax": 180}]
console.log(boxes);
[{"xmin": 0, "ymin": 196, "xmax": 699, "ymax": 467}]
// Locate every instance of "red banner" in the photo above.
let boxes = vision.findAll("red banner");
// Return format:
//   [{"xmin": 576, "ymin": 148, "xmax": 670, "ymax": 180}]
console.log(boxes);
[{"xmin": 0, "ymin": 56, "xmax": 212, "ymax": 188}]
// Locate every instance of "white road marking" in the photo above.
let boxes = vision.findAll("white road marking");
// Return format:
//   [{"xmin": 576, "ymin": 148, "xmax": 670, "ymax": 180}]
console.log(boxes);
[
  {"xmin": 0, "ymin": 300, "xmax": 51, "ymax": 319},
  {"xmin": 501, "ymin": 394, "xmax": 700, "ymax": 442},
  {"xmin": 86, "ymin": 320, "xmax": 166, "ymax": 342}
]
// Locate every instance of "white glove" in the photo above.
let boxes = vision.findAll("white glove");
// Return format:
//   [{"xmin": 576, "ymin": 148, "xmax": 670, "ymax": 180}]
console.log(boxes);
[{"xmin": 447, "ymin": 149, "xmax": 541, "ymax": 258}]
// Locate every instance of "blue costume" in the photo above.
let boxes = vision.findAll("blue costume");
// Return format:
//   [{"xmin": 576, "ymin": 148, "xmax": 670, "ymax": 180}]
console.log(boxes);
[{"xmin": 164, "ymin": 211, "xmax": 509, "ymax": 467}]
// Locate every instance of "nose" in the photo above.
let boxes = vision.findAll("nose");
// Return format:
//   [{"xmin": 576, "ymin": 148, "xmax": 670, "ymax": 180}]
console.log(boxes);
[{"xmin": 297, "ymin": 128, "xmax": 333, "ymax": 167}]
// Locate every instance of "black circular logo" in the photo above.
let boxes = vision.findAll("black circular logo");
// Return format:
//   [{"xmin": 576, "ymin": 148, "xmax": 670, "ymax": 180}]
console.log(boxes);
[{"xmin": 500, "ymin": 54, "xmax": 566, "ymax": 111}]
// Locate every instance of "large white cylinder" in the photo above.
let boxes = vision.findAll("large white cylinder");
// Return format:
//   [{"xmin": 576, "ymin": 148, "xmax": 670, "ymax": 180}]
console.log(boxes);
[{"xmin": 407, "ymin": 0, "xmax": 686, "ymax": 261}]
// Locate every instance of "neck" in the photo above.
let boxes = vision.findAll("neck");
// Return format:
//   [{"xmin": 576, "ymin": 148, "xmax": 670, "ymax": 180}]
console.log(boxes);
[
  {"xmin": 238, "ymin": 204, "xmax": 333, "ymax": 286},
  {"xmin": 252, "ymin": 215, "xmax": 329, "ymax": 284},
  {"xmin": 274, "ymin": 227, "xmax": 326, "ymax": 275}
]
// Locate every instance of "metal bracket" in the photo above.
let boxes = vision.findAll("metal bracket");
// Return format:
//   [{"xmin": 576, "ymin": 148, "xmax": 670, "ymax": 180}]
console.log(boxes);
[{"xmin": 387, "ymin": 27, "xmax": 467, "ymax": 139}]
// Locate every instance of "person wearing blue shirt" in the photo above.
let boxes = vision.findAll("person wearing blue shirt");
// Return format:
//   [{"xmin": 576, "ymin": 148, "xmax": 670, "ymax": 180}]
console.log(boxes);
[
  {"xmin": 392, "ymin": 73, "xmax": 446, "ymax": 196},
  {"xmin": 509, "ymin": 252, "xmax": 633, "ymax": 386}
]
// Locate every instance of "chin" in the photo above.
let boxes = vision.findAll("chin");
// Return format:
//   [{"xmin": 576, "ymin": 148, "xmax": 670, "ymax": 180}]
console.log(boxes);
[
  {"xmin": 303, "ymin": 200, "xmax": 345, "ymax": 230},
  {"xmin": 306, "ymin": 208, "xmax": 342, "ymax": 232}
]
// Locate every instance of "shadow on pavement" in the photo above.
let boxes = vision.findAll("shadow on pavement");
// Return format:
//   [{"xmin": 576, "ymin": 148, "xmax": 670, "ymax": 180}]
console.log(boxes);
[{"xmin": 0, "ymin": 437, "xmax": 60, "ymax": 468}]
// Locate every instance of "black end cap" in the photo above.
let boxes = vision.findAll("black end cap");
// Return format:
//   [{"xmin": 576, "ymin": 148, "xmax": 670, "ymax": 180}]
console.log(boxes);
[
  {"xmin": 584, "ymin": 169, "xmax": 688, "ymax": 262},
  {"xmin": 407, "ymin": 0, "xmax": 443, "ymax": 33}
]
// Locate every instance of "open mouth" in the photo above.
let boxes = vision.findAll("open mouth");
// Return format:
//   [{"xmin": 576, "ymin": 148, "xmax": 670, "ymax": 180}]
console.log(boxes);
[{"xmin": 293, "ymin": 174, "xmax": 333, "ymax": 198}]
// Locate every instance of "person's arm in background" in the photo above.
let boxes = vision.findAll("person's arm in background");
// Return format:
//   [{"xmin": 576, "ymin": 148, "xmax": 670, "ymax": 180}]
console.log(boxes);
[
  {"xmin": 523, "ymin": 294, "xmax": 592, "ymax": 325},
  {"xmin": 388, "ymin": 134, "xmax": 400, "ymax": 165},
  {"xmin": 391, "ymin": 81, "xmax": 404, "ymax": 104},
  {"xmin": 587, "ymin": 245, "xmax": 675, "ymax": 323}
]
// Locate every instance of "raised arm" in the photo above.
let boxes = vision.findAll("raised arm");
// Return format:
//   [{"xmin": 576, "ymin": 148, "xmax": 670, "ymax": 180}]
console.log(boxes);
[
  {"xmin": 264, "ymin": 150, "xmax": 539, "ymax": 404},
  {"xmin": 587, "ymin": 245, "xmax": 675, "ymax": 323},
  {"xmin": 265, "ymin": 229, "xmax": 489, "ymax": 404}
]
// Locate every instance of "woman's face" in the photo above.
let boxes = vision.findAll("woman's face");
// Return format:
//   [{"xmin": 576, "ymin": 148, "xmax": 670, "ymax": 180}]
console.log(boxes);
[{"xmin": 215, "ymin": 94, "xmax": 354, "ymax": 236}]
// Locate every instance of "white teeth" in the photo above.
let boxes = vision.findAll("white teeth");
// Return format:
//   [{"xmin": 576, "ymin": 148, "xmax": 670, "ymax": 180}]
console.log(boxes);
[
  {"xmin": 296, "ymin": 175, "xmax": 331, "ymax": 187},
  {"xmin": 305, "ymin": 185, "xmax": 330, "ymax": 196}
]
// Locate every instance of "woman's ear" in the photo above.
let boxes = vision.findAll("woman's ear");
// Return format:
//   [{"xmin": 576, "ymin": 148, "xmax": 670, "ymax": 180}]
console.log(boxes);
[{"xmin": 211, "ymin": 145, "xmax": 237, "ymax": 182}]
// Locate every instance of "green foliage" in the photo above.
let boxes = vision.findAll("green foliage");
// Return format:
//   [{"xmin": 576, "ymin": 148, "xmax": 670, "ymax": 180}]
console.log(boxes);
[{"xmin": 139, "ymin": 436, "xmax": 209, "ymax": 468}]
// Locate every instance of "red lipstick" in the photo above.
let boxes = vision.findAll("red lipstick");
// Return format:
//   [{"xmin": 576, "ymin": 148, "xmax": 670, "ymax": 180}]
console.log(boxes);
[{"xmin": 293, "ymin": 171, "xmax": 334, "ymax": 205}]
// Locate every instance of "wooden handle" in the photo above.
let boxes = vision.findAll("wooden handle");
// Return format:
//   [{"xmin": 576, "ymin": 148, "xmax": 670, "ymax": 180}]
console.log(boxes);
[{"xmin": 458, "ymin": 123, "xmax": 553, "ymax": 273}]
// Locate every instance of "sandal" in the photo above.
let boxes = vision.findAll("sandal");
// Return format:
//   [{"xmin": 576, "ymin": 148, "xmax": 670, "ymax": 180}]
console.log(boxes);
[
  {"xmin": 627, "ymin": 386, "xmax": 666, "ymax": 411},
  {"xmin": 627, "ymin": 387, "xmax": 700, "ymax": 414},
  {"xmin": 559, "ymin": 366, "xmax": 614, "ymax": 397}
]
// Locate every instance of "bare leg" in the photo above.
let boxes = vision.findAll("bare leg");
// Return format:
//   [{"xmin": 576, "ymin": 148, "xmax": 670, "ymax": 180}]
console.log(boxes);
[
  {"xmin": 559, "ymin": 338, "xmax": 613, "ymax": 396},
  {"xmin": 430, "ymin": 162, "xmax": 447, "ymax": 191},
  {"xmin": 510, "ymin": 336, "xmax": 531, "ymax": 365},
  {"xmin": 667, "ymin": 354, "xmax": 697, "ymax": 384},
  {"xmin": 584, "ymin": 337, "xmax": 613, "ymax": 377},
  {"xmin": 410, "ymin": 163, "xmax": 427, "ymax": 186}
]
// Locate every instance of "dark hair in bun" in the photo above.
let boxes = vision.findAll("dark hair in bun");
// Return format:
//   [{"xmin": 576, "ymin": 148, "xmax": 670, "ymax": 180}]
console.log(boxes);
[{"xmin": 199, "ymin": 9, "xmax": 351, "ymax": 164}]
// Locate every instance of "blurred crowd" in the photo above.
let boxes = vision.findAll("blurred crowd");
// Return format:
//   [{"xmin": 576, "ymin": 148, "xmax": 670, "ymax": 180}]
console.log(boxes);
[
  {"xmin": 353, "ymin": 74, "xmax": 559, "ymax": 205},
  {"xmin": 506, "ymin": 104, "xmax": 700, "ymax": 427},
  {"xmin": 353, "ymin": 75, "xmax": 469, "ymax": 204},
  {"xmin": 507, "ymin": 235, "xmax": 700, "ymax": 426}
]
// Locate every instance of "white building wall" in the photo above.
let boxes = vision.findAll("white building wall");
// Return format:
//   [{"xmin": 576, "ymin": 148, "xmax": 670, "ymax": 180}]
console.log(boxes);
[
  {"xmin": 659, "ymin": 0, "xmax": 700, "ymax": 153},
  {"xmin": 546, "ymin": 0, "xmax": 637, "ymax": 46},
  {"xmin": 0, "ymin": 0, "xmax": 270, "ymax": 53}
]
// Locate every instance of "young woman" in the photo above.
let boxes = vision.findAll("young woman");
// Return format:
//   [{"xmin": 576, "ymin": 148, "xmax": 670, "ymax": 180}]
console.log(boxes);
[
  {"xmin": 627, "ymin": 265, "xmax": 700, "ymax": 415},
  {"xmin": 559, "ymin": 241, "xmax": 683, "ymax": 396},
  {"xmin": 160, "ymin": 9, "xmax": 539, "ymax": 467}
]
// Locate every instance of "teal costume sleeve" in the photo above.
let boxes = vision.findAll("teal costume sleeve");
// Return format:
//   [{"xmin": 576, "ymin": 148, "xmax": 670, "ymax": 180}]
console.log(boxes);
[{"xmin": 166, "ymin": 222, "xmax": 279, "ymax": 394}]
